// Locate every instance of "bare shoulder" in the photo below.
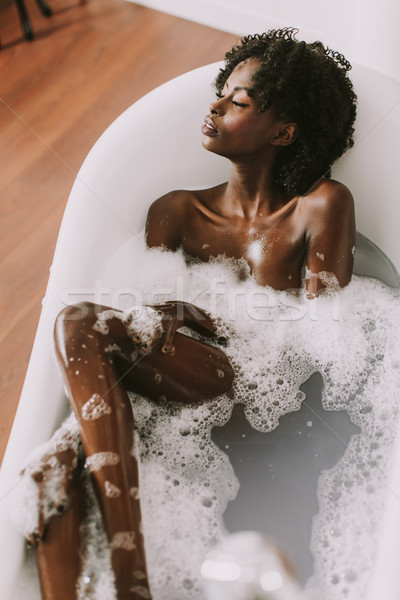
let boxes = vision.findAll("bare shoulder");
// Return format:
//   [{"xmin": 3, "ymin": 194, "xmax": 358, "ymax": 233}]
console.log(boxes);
[
  {"xmin": 147, "ymin": 189, "xmax": 194, "ymax": 217},
  {"xmin": 302, "ymin": 178, "xmax": 354, "ymax": 217},
  {"xmin": 297, "ymin": 178, "xmax": 354, "ymax": 237},
  {"xmin": 302, "ymin": 179, "xmax": 356, "ymax": 290},
  {"xmin": 145, "ymin": 189, "xmax": 197, "ymax": 249}
]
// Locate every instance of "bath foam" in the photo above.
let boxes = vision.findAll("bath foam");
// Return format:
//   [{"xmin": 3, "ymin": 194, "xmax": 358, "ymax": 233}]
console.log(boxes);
[
  {"xmin": 81, "ymin": 394, "xmax": 112, "ymax": 421},
  {"xmin": 76, "ymin": 468, "xmax": 117, "ymax": 600},
  {"xmin": 10, "ymin": 236, "xmax": 400, "ymax": 600},
  {"xmin": 10, "ymin": 413, "xmax": 81, "ymax": 539},
  {"xmin": 85, "ymin": 452, "xmax": 120, "ymax": 472},
  {"xmin": 119, "ymin": 241, "xmax": 400, "ymax": 600}
]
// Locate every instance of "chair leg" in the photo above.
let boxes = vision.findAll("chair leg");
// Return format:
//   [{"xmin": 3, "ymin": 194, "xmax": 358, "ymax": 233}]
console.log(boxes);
[
  {"xmin": 14, "ymin": 0, "xmax": 34, "ymax": 40},
  {"xmin": 35, "ymin": 0, "xmax": 53, "ymax": 18}
]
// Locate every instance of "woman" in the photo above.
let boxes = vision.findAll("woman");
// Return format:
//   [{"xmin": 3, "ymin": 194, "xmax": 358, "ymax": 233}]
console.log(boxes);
[{"xmin": 24, "ymin": 28, "xmax": 357, "ymax": 600}]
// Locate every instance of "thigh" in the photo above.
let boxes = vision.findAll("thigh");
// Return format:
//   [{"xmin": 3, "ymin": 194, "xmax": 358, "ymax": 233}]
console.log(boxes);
[{"xmin": 115, "ymin": 331, "xmax": 234, "ymax": 404}]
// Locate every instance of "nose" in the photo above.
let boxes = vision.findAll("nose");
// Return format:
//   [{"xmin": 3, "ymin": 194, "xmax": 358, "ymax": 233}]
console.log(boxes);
[
  {"xmin": 209, "ymin": 96, "xmax": 223, "ymax": 115},
  {"xmin": 209, "ymin": 101, "xmax": 218, "ymax": 115}
]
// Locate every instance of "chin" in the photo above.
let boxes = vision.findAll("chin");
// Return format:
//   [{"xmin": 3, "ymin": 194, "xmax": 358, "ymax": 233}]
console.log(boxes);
[{"xmin": 201, "ymin": 136, "xmax": 227, "ymax": 158}]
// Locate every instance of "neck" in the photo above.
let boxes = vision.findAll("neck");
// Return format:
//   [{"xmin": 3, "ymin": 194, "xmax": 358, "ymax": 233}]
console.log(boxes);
[{"xmin": 224, "ymin": 157, "xmax": 288, "ymax": 220}]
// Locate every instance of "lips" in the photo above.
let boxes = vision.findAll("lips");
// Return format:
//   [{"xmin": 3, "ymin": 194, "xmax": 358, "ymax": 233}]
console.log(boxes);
[{"xmin": 201, "ymin": 116, "xmax": 218, "ymax": 136}]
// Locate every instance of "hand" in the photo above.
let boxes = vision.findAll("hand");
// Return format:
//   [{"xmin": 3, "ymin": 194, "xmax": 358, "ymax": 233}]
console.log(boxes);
[{"xmin": 146, "ymin": 301, "xmax": 218, "ymax": 354}]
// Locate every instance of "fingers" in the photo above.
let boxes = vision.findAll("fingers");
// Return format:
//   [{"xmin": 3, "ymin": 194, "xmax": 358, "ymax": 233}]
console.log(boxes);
[
  {"xmin": 131, "ymin": 331, "xmax": 152, "ymax": 353},
  {"xmin": 122, "ymin": 307, "xmax": 164, "ymax": 354},
  {"xmin": 184, "ymin": 304, "xmax": 217, "ymax": 337},
  {"xmin": 162, "ymin": 317, "xmax": 178, "ymax": 354},
  {"xmin": 144, "ymin": 301, "xmax": 222, "ymax": 350}
]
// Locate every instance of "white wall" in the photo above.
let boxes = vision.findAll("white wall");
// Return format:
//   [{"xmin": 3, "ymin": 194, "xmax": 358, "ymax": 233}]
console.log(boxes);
[{"xmin": 129, "ymin": 0, "xmax": 400, "ymax": 81}]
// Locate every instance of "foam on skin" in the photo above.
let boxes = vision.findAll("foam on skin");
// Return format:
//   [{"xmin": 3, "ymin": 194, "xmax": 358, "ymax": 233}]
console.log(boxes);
[
  {"xmin": 76, "ymin": 469, "xmax": 117, "ymax": 600},
  {"xmin": 10, "ymin": 413, "xmax": 81, "ymax": 539},
  {"xmin": 93, "ymin": 305, "xmax": 163, "ymax": 352},
  {"xmin": 11, "ymin": 236, "xmax": 400, "ymax": 600},
  {"xmin": 110, "ymin": 531, "xmax": 137, "ymax": 551},
  {"xmin": 81, "ymin": 394, "xmax": 112, "ymax": 421},
  {"xmin": 104, "ymin": 481, "xmax": 122, "ymax": 498},
  {"xmin": 122, "ymin": 242, "xmax": 400, "ymax": 600},
  {"xmin": 85, "ymin": 452, "xmax": 120, "ymax": 472}
]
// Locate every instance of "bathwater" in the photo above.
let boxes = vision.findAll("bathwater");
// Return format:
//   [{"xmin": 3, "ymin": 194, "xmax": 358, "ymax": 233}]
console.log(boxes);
[{"xmin": 11, "ymin": 235, "xmax": 400, "ymax": 600}]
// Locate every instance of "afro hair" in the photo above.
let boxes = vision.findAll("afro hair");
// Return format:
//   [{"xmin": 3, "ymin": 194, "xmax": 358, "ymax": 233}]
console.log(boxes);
[{"xmin": 215, "ymin": 27, "xmax": 357, "ymax": 197}]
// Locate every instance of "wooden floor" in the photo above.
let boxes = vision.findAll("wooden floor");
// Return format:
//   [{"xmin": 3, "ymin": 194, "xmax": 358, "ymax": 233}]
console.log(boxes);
[{"xmin": 0, "ymin": 0, "xmax": 237, "ymax": 464}]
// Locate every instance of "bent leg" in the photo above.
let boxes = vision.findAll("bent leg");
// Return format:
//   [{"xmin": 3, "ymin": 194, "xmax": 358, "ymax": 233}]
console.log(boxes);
[
  {"xmin": 53, "ymin": 301, "xmax": 234, "ymax": 599},
  {"xmin": 54, "ymin": 302, "xmax": 151, "ymax": 600}
]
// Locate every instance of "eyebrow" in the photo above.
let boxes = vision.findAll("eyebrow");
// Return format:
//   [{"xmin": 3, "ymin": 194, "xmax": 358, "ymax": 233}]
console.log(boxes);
[{"xmin": 225, "ymin": 82, "xmax": 251, "ymax": 93}]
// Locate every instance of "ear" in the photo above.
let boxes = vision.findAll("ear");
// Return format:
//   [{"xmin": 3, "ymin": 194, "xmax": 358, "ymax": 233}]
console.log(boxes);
[{"xmin": 271, "ymin": 123, "xmax": 298, "ymax": 147}]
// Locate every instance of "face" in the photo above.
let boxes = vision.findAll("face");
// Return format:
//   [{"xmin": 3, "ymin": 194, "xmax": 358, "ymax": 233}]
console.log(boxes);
[{"xmin": 201, "ymin": 58, "xmax": 290, "ymax": 159}]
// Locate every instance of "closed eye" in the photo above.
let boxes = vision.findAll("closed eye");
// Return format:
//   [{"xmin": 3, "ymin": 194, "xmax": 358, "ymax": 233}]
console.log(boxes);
[{"xmin": 215, "ymin": 92, "xmax": 249, "ymax": 107}]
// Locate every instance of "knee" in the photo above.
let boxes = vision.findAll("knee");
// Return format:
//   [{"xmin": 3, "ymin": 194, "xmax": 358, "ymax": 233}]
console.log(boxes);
[
  {"xmin": 54, "ymin": 302, "xmax": 99, "ymax": 345},
  {"xmin": 56, "ymin": 301, "xmax": 98, "ymax": 326}
]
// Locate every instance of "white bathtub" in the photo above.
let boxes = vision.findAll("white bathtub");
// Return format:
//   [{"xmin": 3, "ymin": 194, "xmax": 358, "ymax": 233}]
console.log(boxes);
[{"xmin": 0, "ymin": 61, "xmax": 399, "ymax": 599}]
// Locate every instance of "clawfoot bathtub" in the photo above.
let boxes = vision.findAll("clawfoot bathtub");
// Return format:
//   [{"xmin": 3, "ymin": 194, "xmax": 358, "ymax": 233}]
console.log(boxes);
[{"xmin": 0, "ymin": 61, "xmax": 399, "ymax": 599}]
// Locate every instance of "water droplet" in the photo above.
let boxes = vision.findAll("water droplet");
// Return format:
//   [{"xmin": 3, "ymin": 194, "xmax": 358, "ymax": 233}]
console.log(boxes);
[
  {"xmin": 329, "ymin": 490, "xmax": 341, "ymax": 502},
  {"xmin": 202, "ymin": 498, "xmax": 212, "ymax": 507},
  {"xmin": 183, "ymin": 579, "xmax": 194, "ymax": 590},
  {"xmin": 330, "ymin": 528, "xmax": 342, "ymax": 537}
]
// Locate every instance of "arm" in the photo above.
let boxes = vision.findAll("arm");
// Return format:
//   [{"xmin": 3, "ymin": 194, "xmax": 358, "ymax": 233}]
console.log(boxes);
[
  {"xmin": 145, "ymin": 192, "xmax": 219, "ymax": 348},
  {"xmin": 305, "ymin": 181, "xmax": 356, "ymax": 298}
]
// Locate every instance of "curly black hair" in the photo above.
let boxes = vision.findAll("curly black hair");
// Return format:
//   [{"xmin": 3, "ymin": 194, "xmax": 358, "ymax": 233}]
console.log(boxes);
[{"xmin": 215, "ymin": 27, "xmax": 357, "ymax": 197}]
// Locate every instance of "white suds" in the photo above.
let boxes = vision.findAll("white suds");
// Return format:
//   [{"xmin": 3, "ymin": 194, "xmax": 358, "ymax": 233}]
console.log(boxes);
[
  {"xmin": 110, "ymin": 531, "xmax": 136, "ymax": 551},
  {"xmin": 82, "ymin": 394, "xmax": 112, "ymax": 421},
  {"xmin": 247, "ymin": 240, "xmax": 263, "ymax": 265},
  {"xmin": 92, "ymin": 318, "xmax": 110, "ymax": 335},
  {"xmin": 85, "ymin": 452, "xmax": 120, "ymax": 472},
  {"xmin": 104, "ymin": 343, "xmax": 121, "ymax": 353},
  {"xmin": 305, "ymin": 268, "xmax": 341, "ymax": 294},
  {"xmin": 121, "ymin": 242, "xmax": 400, "ymax": 600},
  {"xmin": 10, "ymin": 414, "xmax": 80, "ymax": 538},
  {"xmin": 13, "ymin": 237, "xmax": 400, "ymax": 600},
  {"xmin": 130, "ymin": 487, "xmax": 140, "ymax": 500},
  {"xmin": 105, "ymin": 481, "xmax": 122, "ymax": 498},
  {"xmin": 122, "ymin": 305, "xmax": 163, "ymax": 348},
  {"xmin": 134, "ymin": 571, "xmax": 147, "ymax": 580},
  {"xmin": 77, "ymin": 471, "xmax": 116, "ymax": 599}
]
